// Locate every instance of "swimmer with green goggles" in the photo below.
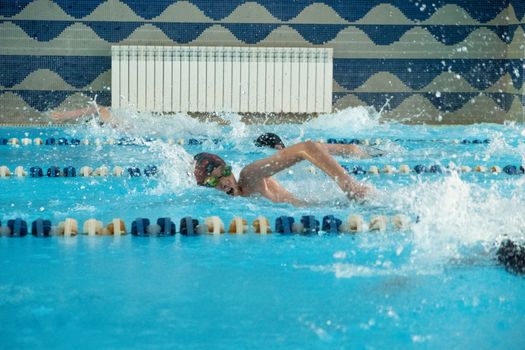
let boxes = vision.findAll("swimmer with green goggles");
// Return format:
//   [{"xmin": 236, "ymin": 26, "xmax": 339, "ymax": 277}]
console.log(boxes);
[{"xmin": 194, "ymin": 140, "xmax": 377, "ymax": 206}]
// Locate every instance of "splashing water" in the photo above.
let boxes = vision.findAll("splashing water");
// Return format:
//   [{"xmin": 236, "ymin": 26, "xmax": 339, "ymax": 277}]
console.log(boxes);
[
  {"xmin": 76, "ymin": 105, "xmax": 525, "ymax": 271},
  {"xmin": 382, "ymin": 172, "xmax": 525, "ymax": 266},
  {"xmin": 146, "ymin": 141, "xmax": 195, "ymax": 195},
  {"xmin": 304, "ymin": 106, "xmax": 382, "ymax": 136}
]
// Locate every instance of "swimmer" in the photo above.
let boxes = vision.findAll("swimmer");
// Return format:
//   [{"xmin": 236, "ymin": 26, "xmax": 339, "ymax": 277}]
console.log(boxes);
[
  {"xmin": 194, "ymin": 141, "xmax": 374, "ymax": 206},
  {"xmin": 254, "ymin": 132, "xmax": 285, "ymax": 150},
  {"xmin": 497, "ymin": 239, "xmax": 525, "ymax": 275},
  {"xmin": 52, "ymin": 107, "xmax": 375, "ymax": 205},
  {"xmin": 50, "ymin": 105, "xmax": 113, "ymax": 125}
]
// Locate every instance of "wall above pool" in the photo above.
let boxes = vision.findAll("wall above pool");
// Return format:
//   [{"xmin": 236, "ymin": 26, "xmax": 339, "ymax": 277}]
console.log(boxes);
[{"xmin": 0, "ymin": 0, "xmax": 524, "ymax": 124}]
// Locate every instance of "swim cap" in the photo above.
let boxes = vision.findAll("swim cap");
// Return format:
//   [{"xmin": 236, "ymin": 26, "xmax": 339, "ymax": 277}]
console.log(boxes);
[
  {"xmin": 193, "ymin": 152, "xmax": 226, "ymax": 185},
  {"xmin": 254, "ymin": 133, "xmax": 285, "ymax": 149}
]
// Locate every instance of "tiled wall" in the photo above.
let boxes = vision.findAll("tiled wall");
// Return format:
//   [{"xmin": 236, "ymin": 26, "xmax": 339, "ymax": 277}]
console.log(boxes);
[{"xmin": 0, "ymin": 0, "xmax": 524, "ymax": 124}]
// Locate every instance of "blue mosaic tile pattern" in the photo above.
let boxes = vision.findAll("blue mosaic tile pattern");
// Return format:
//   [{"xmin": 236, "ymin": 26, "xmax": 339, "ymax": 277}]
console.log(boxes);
[
  {"xmin": 0, "ymin": 0, "xmax": 523, "ymax": 122},
  {"xmin": 0, "ymin": 56, "xmax": 110, "ymax": 88},
  {"xmin": 1, "ymin": 0, "xmax": 513, "ymax": 22},
  {"xmin": 333, "ymin": 59, "xmax": 524, "ymax": 91},
  {"xmin": 4, "ymin": 21, "xmax": 525, "ymax": 46}
]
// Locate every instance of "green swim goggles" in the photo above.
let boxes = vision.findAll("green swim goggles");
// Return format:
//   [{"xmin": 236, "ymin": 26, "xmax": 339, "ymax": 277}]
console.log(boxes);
[{"xmin": 203, "ymin": 165, "xmax": 232, "ymax": 187}]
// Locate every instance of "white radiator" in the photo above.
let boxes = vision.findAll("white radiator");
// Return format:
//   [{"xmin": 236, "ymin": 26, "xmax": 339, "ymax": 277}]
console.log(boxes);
[{"xmin": 111, "ymin": 46, "xmax": 332, "ymax": 114}]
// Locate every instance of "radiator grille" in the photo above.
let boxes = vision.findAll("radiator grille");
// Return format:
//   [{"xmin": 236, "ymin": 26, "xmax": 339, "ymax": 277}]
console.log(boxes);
[{"xmin": 111, "ymin": 46, "xmax": 333, "ymax": 114}]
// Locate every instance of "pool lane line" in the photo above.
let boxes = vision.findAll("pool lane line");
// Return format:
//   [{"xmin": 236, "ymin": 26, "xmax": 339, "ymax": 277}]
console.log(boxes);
[
  {"xmin": 0, "ymin": 137, "xmax": 493, "ymax": 147},
  {"xmin": 0, "ymin": 164, "xmax": 524, "ymax": 178},
  {"xmin": 0, "ymin": 165, "xmax": 158, "ymax": 177},
  {"xmin": 1, "ymin": 217, "xmax": 524, "ymax": 275},
  {"xmin": 0, "ymin": 214, "xmax": 411, "ymax": 237}
]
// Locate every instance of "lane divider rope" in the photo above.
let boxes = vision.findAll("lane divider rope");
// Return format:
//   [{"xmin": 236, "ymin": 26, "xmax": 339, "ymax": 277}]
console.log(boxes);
[
  {"xmin": 0, "ymin": 214, "xmax": 412, "ymax": 237},
  {"xmin": 0, "ymin": 164, "xmax": 524, "ymax": 178},
  {"xmin": 0, "ymin": 137, "xmax": 493, "ymax": 147},
  {"xmin": 0, "ymin": 165, "xmax": 158, "ymax": 177},
  {"xmin": 340, "ymin": 164, "xmax": 525, "ymax": 175},
  {"xmin": 1, "ymin": 217, "xmax": 522, "ymax": 275}
]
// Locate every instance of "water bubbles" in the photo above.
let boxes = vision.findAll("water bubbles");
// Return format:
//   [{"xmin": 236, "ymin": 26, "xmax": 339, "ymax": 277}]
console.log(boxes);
[
  {"xmin": 412, "ymin": 335, "xmax": 432, "ymax": 343},
  {"xmin": 333, "ymin": 251, "xmax": 347, "ymax": 259}
]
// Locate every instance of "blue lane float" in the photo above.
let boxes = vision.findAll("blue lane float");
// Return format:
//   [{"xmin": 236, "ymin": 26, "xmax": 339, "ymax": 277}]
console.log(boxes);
[
  {"xmin": 351, "ymin": 165, "xmax": 367, "ymax": 175},
  {"xmin": 275, "ymin": 216, "xmax": 294, "ymax": 234},
  {"xmin": 428, "ymin": 164, "xmax": 443, "ymax": 173},
  {"xmin": 127, "ymin": 167, "xmax": 141, "ymax": 177},
  {"xmin": 413, "ymin": 164, "xmax": 427, "ymax": 174},
  {"xmin": 179, "ymin": 216, "xmax": 199, "ymax": 236},
  {"xmin": 32, "ymin": 219, "xmax": 52, "ymax": 237},
  {"xmin": 47, "ymin": 166, "xmax": 61, "ymax": 177},
  {"xmin": 30, "ymin": 166, "xmax": 43, "ymax": 177},
  {"xmin": 131, "ymin": 218, "xmax": 150, "ymax": 236},
  {"xmin": 157, "ymin": 217, "xmax": 176, "ymax": 236},
  {"xmin": 144, "ymin": 165, "xmax": 158, "ymax": 177},
  {"xmin": 322, "ymin": 215, "xmax": 342, "ymax": 234},
  {"xmin": 7, "ymin": 218, "xmax": 28, "ymax": 237},
  {"xmin": 300, "ymin": 215, "xmax": 320, "ymax": 235},
  {"xmin": 63, "ymin": 166, "xmax": 76, "ymax": 177}
]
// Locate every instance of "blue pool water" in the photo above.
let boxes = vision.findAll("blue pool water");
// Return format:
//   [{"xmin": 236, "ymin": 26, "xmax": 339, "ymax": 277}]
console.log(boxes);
[{"xmin": 1, "ymin": 108, "xmax": 525, "ymax": 349}]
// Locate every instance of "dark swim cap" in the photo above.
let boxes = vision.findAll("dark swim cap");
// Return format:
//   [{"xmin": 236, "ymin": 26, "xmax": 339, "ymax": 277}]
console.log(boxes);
[
  {"xmin": 254, "ymin": 133, "xmax": 285, "ymax": 149},
  {"xmin": 193, "ymin": 152, "xmax": 226, "ymax": 185}
]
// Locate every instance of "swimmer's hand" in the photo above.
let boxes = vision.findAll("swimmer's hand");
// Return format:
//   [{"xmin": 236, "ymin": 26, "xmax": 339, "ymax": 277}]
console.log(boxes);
[{"xmin": 344, "ymin": 181, "xmax": 375, "ymax": 202}]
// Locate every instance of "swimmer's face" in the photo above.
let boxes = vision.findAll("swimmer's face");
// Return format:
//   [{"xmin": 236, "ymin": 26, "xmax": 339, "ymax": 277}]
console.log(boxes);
[{"xmin": 210, "ymin": 165, "xmax": 241, "ymax": 196}]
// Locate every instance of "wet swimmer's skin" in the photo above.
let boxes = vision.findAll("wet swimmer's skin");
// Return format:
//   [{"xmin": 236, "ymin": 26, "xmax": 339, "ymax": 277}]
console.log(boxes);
[
  {"xmin": 254, "ymin": 132, "xmax": 385, "ymax": 159},
  {"xmin": 194, "ymin": 141, "xmax": 374, "ymax": 207},
  {"xmin": 50, "ymin": 106, "xmax": 112, "ymax": 125}
]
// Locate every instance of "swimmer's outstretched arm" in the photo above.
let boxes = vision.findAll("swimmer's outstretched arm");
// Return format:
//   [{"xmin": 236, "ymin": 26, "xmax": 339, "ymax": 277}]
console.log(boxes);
[
  {"xmin": 239, "ymin": 141, "xmax": 373, "ymax": 200},
  {"xmin": 51, "ymin": 106, "xmax": 112, "ymax": 123},
  {"xmin": 323, "ymin": 144, "xmax": 371, "ymax": 158}
]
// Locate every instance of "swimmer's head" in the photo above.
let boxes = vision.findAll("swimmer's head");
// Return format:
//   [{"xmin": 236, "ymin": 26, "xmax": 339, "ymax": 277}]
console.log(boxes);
[
  {"xmin": 194, "ymin": 152, "xmax": 240, "ymax": 196},
  {"xmin": 254, "ymin": 133, "xmax": 285, "ymax": 150}
]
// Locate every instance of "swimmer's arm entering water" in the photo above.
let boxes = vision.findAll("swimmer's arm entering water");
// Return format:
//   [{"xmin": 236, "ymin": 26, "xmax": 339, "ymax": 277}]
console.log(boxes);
[
  {"xmin": 51, "ymin": 106, "xmax": 112, "ymax": 124},
  {"xmin": 323, "ymin": 144, "xmax": 372, "ymax": 158},
  {"xmin": 239, "ymin": 141, "xmax": 372, "ymax": 200}
]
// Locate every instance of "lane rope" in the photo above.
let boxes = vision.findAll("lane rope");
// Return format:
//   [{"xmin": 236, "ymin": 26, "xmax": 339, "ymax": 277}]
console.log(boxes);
[
  {"xmin": 0, "ymin": 164, "xmax": 523, "ymax": 178},
  {"xmin": 0, "ymin": 137, "xmax": 494, "ymax": 147},
  {"xmin": 0, "ymin": 214, "xmax": 412, "ymax": 237}
]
